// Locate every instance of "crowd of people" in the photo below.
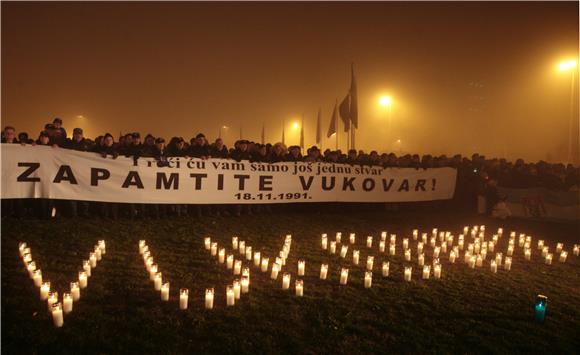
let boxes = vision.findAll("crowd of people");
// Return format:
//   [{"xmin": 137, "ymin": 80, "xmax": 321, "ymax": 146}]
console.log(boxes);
[{"xmin": 2, "ymin": 118, "xmax": 579, "ymax": 219}]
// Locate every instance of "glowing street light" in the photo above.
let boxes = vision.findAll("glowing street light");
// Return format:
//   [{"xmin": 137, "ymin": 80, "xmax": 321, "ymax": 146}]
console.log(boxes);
[
  {"xmin": 219, "ymin": 125, "xmax": 229, "ymax": 139},
  {"xmin": 558, "ymin": 59, "xmax": 577, "ymax": 72},
  {"xmin": 379, "ymin": 95, "xmax": 393, "ymax": 107},
  {"xmin": 292, "ymin": 121, "xmax": 299, "ymax": 129},
  {"xmin": 557, "ymin": 59, "xmax": 578, "ymax": 164}
]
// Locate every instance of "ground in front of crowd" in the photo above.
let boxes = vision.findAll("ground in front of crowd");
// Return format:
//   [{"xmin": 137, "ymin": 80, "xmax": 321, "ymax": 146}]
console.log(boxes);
[{"xmin": 1, "ymin": 208, "xmax": 579, "ymax": 353}]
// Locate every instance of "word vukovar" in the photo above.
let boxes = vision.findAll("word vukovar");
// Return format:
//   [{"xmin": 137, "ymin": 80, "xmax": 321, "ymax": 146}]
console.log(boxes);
[{"xmin": 16, "ymin": 162, "xmax": 436, "ymax": 192}]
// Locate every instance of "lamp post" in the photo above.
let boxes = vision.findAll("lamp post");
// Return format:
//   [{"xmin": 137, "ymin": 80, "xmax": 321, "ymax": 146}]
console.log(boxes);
[
  {"xmin": 219, "ymin": 125, "xmax": 228, "ymax": 140},
  {"xmin": 558, "ymin": 59, "xmax": 577, "ymax": 164}
]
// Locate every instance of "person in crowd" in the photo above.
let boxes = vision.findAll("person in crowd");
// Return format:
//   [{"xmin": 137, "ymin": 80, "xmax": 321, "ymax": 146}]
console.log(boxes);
[
  {"xmin": 210, "ymin": 138, "xmax": 229, "ymax": 159},
  {"xmin": 189, "ymin": 133, "xmax": 211, "ymax": 159},
  {"xmin": 304, "ymin": 146, "xmax": 323, "ymax": 162},
  {"xmin": 251, "ymin": 144, "xmax": 270, "ymax": 163},
  {"xmin": 65, "ymin": 128, "xmax": 93, "ymax": 151},
  {"xmin": 346, "ymin": 149, "xmax": 358, "ymax": 165},
  {"xmin": 167, "ymin": 137, "xmax": 189, "ymax": 158},
  {"xmin": 17, "ymin": 132, "xmax": 34, "ymax": 144},
  {"xmin": 51, "ymin": 118, "xmax": 68, "ymax": 147},
  {"xmin": 269, "ymin": 143, "xmax": 286, "ymax": 163},
  {"xmin": 93, "ymin": 133, "xmax": 119, "ymax": 158},
  {"xmin": 2, "ymin": 126, "xmax": 18, "ymax": 143},
  {"xmin": 285, "ymin": 145, "xmax": 302, "ymax": 162},
  {"xmin": 230, "ymin": 139, "xmax": 251, "ymax": 161}
]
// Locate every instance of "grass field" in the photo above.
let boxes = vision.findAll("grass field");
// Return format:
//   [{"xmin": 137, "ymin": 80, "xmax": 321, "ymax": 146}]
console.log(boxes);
[{"xmin": 2, "ymin": 208, "xmax": 579, "ymax": 354}]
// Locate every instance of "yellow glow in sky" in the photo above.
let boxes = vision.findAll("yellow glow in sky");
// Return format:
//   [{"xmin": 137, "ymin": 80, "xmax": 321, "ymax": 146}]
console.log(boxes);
[
  {"xmin": 379, "ymin": 95, "xmax": 393, "ymax": 107},
  {"xmin": 292, "ymin": 121, "xmax": 299, "ymax": 129},
  {"xmin": 558, "ymin": 59, "xmax": 577, "ymax": 71}
]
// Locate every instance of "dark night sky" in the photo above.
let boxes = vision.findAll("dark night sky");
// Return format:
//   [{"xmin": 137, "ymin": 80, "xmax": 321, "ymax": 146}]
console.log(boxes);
[{"xmin": 2, "ymin": 1, "xmax": 578, "ymax": 161}]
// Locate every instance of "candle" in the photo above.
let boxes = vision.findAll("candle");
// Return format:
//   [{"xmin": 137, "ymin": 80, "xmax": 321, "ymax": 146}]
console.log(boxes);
[
  {"xmin": 51, "ymin": 303, "xmax": 64, "ymax": 328},
  {"xmin": 366, "ymin": 256, "xmax": 374, "ymax": 271},
  {"xmin": 573, "ymin": 244, "xmax": 579, "ymax": 256},
  {"xmin": 537, "ymin": 240, "xmax": 544, "ymax": 250},
  {"xmin": 204, "ymin": 288, "xmax": 214, "ymax": 309},
  {"xmin": 434, "ymin": 264, "xmax": 441, "ymax": 279},
  {"xmin": 464, "ymin": 251, "xmax": 471, "ymax": 263},
  {"xmin": 149, "ymin": 264, "xmax": 158, "ymax": 281},
  {"xmin": 139, "ymin": 240, "xmax": 147, "ymax": 254},
  {"xmin": 381, "ymin": 231, "xmax": 387, "ymax": 240},
  {"xmin": 241, "ymin": 276, "xmax": 250, "ymax": 293},
  {"xmin": 352, "ymin": 250, "xmax": 360, "ymax": 265},
  {"xmin": 544, "ymin": 253, "xmax": 552, "ymax": 265},
  {"xmin": 320, "ymin": 264, "xmax": 328, "ymax": 279},
  {"xmin": 70, "ymin": 282, "xmax": 80, "ymax": 301},
  {"xmin": 559, "ymin": 251, "xmax": 568, "ymax": 263},
  {"xmin": 98, "ymin": 240, "xmax": 106, "ymax": 254},
  {"xmin": 242, "ymin": 267, "xmax": 250, "ymax": 282},
  {"xmin": 430, "ymin": 237, "xmax": 436, "ymax": 248},
  {"xmin": 507, "ymin": 246, "xmax": 514, "ymax": 256},
  {"xmin": 276, "ymin": 257, "xmax": 283, "ymax": 267},
  {"xmin": 525, "ymin": 249, "xmax": 531, "ymax": 261},
  {"xmin": 89, "ymin": 252, "xmax": 97, "ymax": 268},
  {"xmin": 340, "ymin": 245, "xmax": 348, "ymax": 258},
  {"xmin": 379, "ymin": 241, "xmax": 385, "ymax": 253},
  {"xmin": 421, "ymin": 233, "xmax": 427, "ymax": 244},
  {"xmin": 404, "ymin": 267, "xmax": 412, "ymax": 282},
  {"xmin": 433, "ymin": 247, "xmax": 440, "ymax": 259},
  {"xmin": 382, "ymin": 262, "xmax": 390, "ymax": 277},
  {"xmin": 403, "ymin": 238, "xmax": 409, "ymax": 250},
  {"xmin": 253, "ymin": 252, "xmax": 261, "ymax": 267},
  {"xmin": 366, "ymin": 236, "xmax": 373, "ymax": 248},
  {"xmin": 230, "ymin": 236, "xmax": 238, "ymax": 250},
  {"xmin": 279, "ymin": 251, "xmax": 287, "ymax": 265},
  {"xmin": 33, "ymin": 269, "xmax": 42, "ymax": 287},
  {"xmin": 389, "ymin": 244, "xmax": 396, "ymax": 256},
  {"xmin": 226, "ymin": 285, "xmax": 235, "ymax": 306},
  {"xmin": 27, "ymin": 261, "xmax": 36, "ymax": 279},
  {"xmin": 468, "ymin": 256, "xmax": 476, "ymax": 269},
  {"xmin": 63, "ymin": 292, "xmax": 73, "ymax": 314},
  {"xmin": 432, "ymin": 228, "xmax": 438, "ymax": 237},
  {"xmin": 458, "ymin": 240, "xmax": 464, "ymax": 250},
  {"xmin": 233, "ymin": 279, "xmax": 241, "ymax": 299},
  {"xmin": 298, "ymin": 260, "xmax": 305, "ymax": 276},
  {"xmin": 211, "ymin": 242, "xmax": 218, "ymax": 256},
  {"xmin": 441, "ymin": 243, "xmax": 447, "ymax": 253},
  {"xmin": 413, "ymin": 229, "xmax": 418, "ymax": 240},
  {"xmin": 336, "ymin": 232, "xmax": 342, "ymax": 244},
  {"xmin": 418, "ymin": 253, "xmax": 424, "ymax": 266},
  {"xmin": 239, "ymin": 241, "xmax": 246, "ymax": 255},
  {"xmin": 474, "ymin": 243, "xmax": 480, "ymax": 254},
  {"xmin": 321, "ymin": 234, "xmax": 328, "ymax": 250},
  {"xmin": 204, "ymin": 237, "xmax": 211, "ymax": 250},
  {"xmin": 417, "ymin": 242, "xmax": 424, "ymax": 254},
  {"xmin": 295, "ymin": 280, "xmax": 304, "ymax": 296},
  {"xmin": 40, "ymin": 281, "xmax": 51, "ymax": 300},
  {"xmin": 518, "ymin": 236, "xmax": 525, "ymax": 247},
  {"xmin": 449, "ymin": 251, "xmax": 456, "ymax": 263},
  {"xmin": 504, "ymin": 257, "xmax": 512, "ymax": 271},
  {"xmin": 329, "ymin": 241, "xmax": 336, "ymax": 254},
  {"xmin": 47, "ymin": 291, "xmax": 58, "ymax": 312},
  {"xmin": 19, "ymin": 242, "xmax": 27, "ymax": 256},
  {"xmin": 79, "ymin": 271, "xmax": 88, "ymax": 289},
  {"xmin": 154, "ymin": 272, "xmax": 162, "ymax": 291},
  {"xmin": 422, "ymin": 265, "xmax": 430, "ymax": 279},
  {"xmin": 271, "ymin": 263, "xmax": 280, "ymax": 279},
  {"xmin": 390, "ymin": 234, "xmax": 396, "ymax": 244},
  {"xmin": 344, "ymin": 232, "xmax": 353, "ymax": 244},
  {"xmin": 261, "ymin": 257, "xmax": 269, "ymax": 272},
  {"xmin": 215, "ymin": 248, "xmax": 225, "ymax": 264},
  {"xmin": 246, "ymin": 246, "xmax": 253, "ymax": 261},
  {"xmin": 340, "ymin": 268, "xmax": 349, "ymax": 285},
  {"xmin": 22, "ymin": 252, "xmax": 32, "ymax": 264},
  {"xmin": 490, "ymin": 260, "xmax": 498, "ymax": 273},
  {"xmin": 282, "ymin": 273, "xmax": 291, "ymax": 290},
  {"xmin": 555, "ymin": 243, "xmax": 563, "ymax": 253},
  {"xmin": 83, "ymin": 260, "xmax": 92, "ymax": 277},
  {"xmin": 94, "ymin": 246, "xmax": 102, "ymax": 261},
  {"xmin": 364, "ymin": 271, "xmax": 373, "ymax": 288},
  {"xmin": 227, "ymin": 254, "xmax": 234, "ymax": 269},
  {"xmin": 233, "ymin": 260, "xmax": 242, "ymax": 275},
  {"xmin": 405, "ymin": 249, "xmax": 411, "ymax": 261},
  {"xmin": 176, "ymin": 288, "xmax": 188, "ymax": 310},
  {"xmin": 476, "ymin": 255, "xmax": 483, "ymax": 267},
  {"xmin": 498, "ymin": 228, "xmax": 503, "ymax": 236},
  {"xmin": 541, "ymin": 247, "xmax": 549, "ymax": 258}
]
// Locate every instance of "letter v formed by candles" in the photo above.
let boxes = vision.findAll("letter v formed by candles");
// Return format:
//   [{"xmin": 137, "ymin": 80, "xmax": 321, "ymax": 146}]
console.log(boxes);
[{"xmin": 18, "ymin": 240, "xmax": 107, "ymax": 327}]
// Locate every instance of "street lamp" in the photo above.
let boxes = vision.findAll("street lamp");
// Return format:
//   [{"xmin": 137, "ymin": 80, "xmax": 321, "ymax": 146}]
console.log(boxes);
[
  {"xmin": 557, "ymin": 59, "xmax": 577, "ymax": 164},
  {"xmin": 219, "ymin": 125, "xmax": 228, "ymax": 139}
]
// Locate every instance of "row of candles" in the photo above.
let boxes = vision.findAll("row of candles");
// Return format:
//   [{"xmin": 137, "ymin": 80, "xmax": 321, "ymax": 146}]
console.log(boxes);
[
  {"xmin": 140, "ymin": 241, "xmax": 172, "ymax": 303},
  {"xmin": 19, "ymin": 240, "xmax": 106, "ymax": 328}
]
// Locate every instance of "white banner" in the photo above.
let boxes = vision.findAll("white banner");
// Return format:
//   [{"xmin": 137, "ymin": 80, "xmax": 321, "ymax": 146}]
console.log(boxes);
[
  {"xmin": 497, "ymin": 187, "xmax": 580, "ymax": 221},
  {"xmin": 1, "ymin": 144, "xmax": 457, "ymax": 204}
]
